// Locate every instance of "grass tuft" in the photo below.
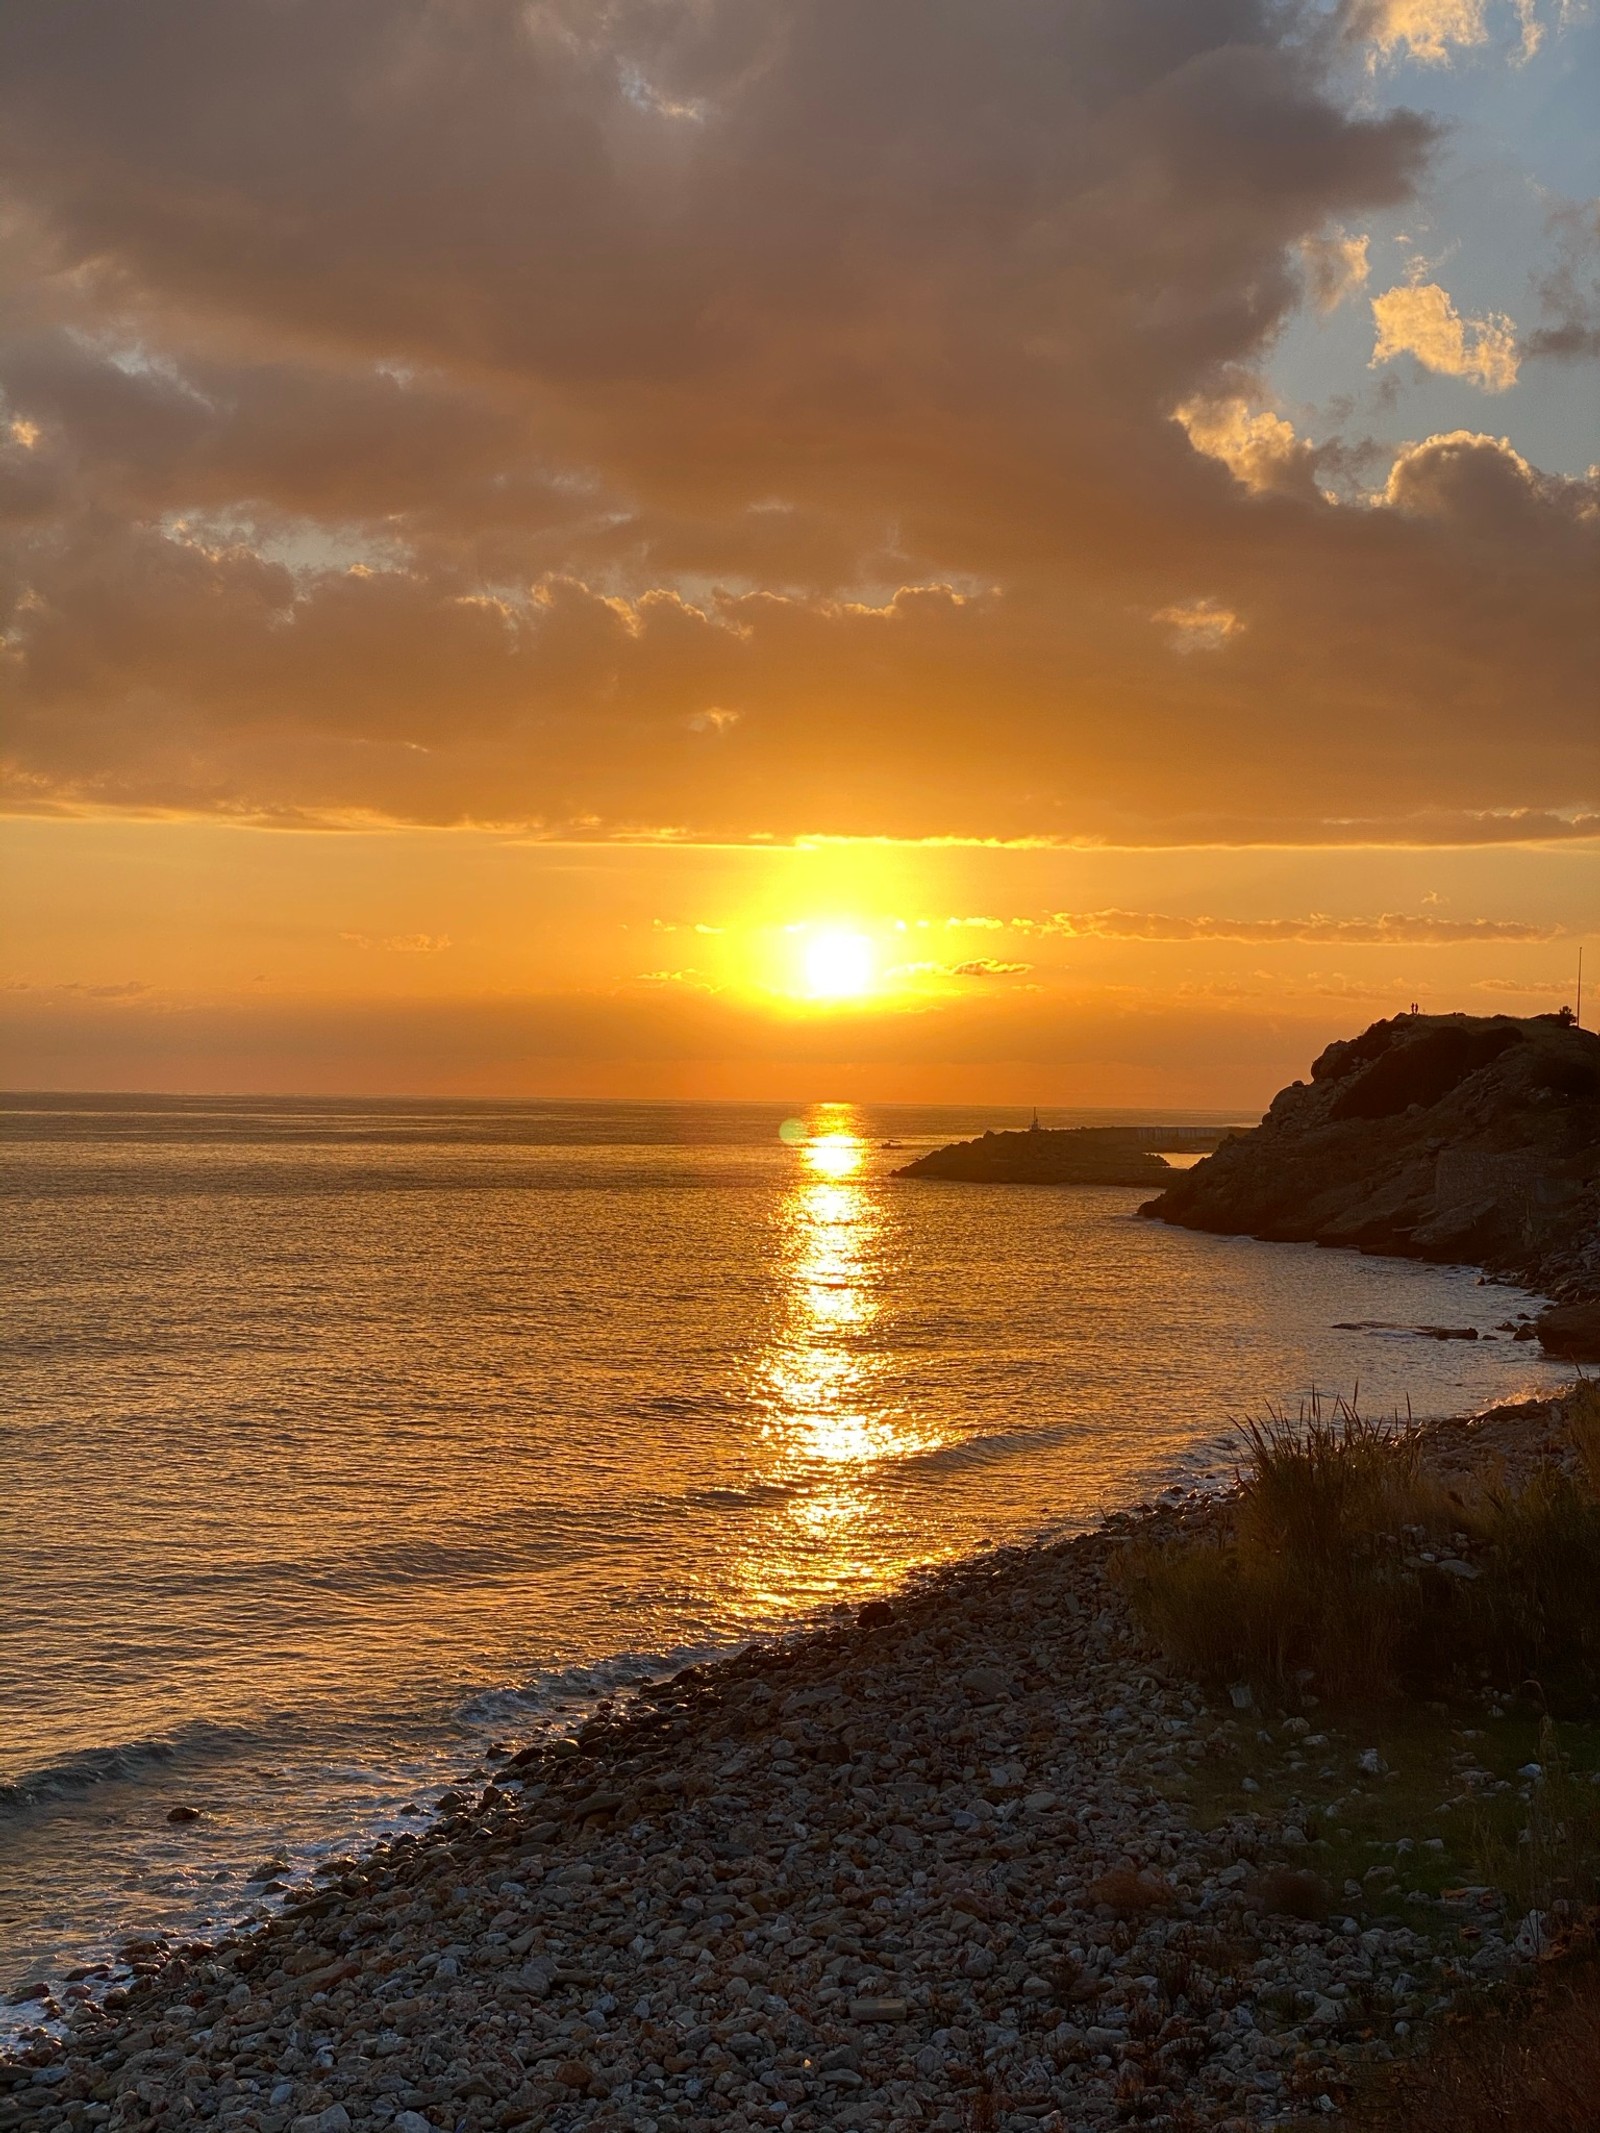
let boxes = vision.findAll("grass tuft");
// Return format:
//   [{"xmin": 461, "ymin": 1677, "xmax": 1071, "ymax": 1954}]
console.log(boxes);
[{"xmin": 1118, "ymin": 1387, "xmax": 1600, "ymax": 1710}]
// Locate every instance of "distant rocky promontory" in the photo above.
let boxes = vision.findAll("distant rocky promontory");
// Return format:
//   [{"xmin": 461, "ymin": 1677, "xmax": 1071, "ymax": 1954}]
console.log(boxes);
[
  {"xmin": 892, "ymin": 1124, "xmax": 1214, "ymax": 1187},
  {"xmin": 1139, "ymin": 1011, "xmax": 1600, "ymax": 1357}
]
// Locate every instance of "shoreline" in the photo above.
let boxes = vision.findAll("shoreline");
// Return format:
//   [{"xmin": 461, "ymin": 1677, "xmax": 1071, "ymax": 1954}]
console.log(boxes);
[
  {"xmin": 3, "ymin": 1392, "xmax": 1582, "ymax": 2133},
  {"xmin": 0, "ymin": 1210, "xmax": 1565, "ymax": 2043}
]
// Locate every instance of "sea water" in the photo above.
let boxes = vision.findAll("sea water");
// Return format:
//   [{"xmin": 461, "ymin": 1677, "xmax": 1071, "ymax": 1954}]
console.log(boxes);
[{"xmin": 0, "ymin": 1094, "xmax": 1573, "ymax": 2008}]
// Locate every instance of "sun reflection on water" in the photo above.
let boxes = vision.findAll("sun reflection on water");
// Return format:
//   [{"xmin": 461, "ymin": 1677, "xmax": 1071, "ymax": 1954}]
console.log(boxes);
[{"xmin": 735, "ymin": 1108, "xmax": 949, "ymax": 1614}]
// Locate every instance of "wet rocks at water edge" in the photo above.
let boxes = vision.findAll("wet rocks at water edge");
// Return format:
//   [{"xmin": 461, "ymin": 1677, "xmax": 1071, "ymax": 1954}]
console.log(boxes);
[{"xmin": 11, "ymin": 1408, "xmax": 1576, "ymax": 2133}]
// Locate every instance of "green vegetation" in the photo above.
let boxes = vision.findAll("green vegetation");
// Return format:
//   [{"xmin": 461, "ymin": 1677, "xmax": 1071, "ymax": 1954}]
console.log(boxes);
[
  {"xmin": 1117, "ymin": 1384, "xmax": 1600, "ymax": 1710},
  {"xmin": 1116, "ymin": 1383, "xmax": 1600, "ymax": 2128}
]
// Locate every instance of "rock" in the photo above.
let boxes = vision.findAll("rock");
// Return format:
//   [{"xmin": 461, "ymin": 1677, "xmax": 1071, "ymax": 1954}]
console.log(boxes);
[
  {"xmin": 562, "ymin": 1792, "xmax": 624, "ymax": 1822},
  {"xmin": 165, "ymin": 1807, "xmax": 202, "ymax": 1825},
  {"xmin": 392, "ymin": 2115, "xmax": 435, "ymax": 2133},
  {"xmin": 1139, "ymin": 1010, "xmax": 1600, "ymax": 1304},
  {"xmin": 894, "ymin": 1126, "xmax": 1181, "ymax": 1187},
  {"xmin": 848, "ymin": 1997, "xmax": 909, "ymax": 2021},
  {"xmin": 555, "ymin": 2061, "xmax": 592, "ymax": 2091},
  {"xmin": 958, "ymin": 1666, "xmax": 1011, "ymax": 1702},
  {"xmin": 289, "ymin": 2109, "xmax": 350, "ymax": 2133},
  {"xmin": 1537, "ymin": 1299, "xmax": 1600, "ymax": 1361}
]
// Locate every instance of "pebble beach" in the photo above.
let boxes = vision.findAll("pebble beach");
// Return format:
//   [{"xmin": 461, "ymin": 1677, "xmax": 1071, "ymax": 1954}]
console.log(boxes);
[{"xmin": 5, "ymin": 1396, "xmax": 1578, "ymax": 2133}]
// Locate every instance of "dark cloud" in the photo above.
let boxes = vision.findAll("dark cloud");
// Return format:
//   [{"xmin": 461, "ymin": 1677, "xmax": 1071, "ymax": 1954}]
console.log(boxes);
[
  {"xmin": 0, "ymin": 0, "xmax": 1593, "ymax": 840},
  {"xmin": 1525, "ymin": 200, "xmax": 1600, "ymax": 364}
]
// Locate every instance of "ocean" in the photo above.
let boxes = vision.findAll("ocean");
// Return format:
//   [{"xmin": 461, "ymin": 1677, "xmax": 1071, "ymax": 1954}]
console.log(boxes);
[{"xmin": 0, "ymin": 1093, "xmax": 1574, "ymax": 2015}]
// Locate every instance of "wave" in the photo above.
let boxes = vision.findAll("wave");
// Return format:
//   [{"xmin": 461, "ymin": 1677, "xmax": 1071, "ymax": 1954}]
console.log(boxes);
[
  {"xmin": 888, "ymin": 1422, "xmax": 1073, "ymax": 1481},
  {"xmin": 454, "ymin": 1641, "xmax": 731, "ymax": 1728},
  {"xmin": 0, "ymin": 1722, "xmax": 258, "ymax": 1816}
]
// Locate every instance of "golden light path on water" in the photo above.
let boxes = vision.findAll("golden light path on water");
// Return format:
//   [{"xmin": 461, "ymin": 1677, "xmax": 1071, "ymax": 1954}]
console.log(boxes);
[{"xmin": 739, "ymin": 1106, "xmax": 954, "ymax": 1616}]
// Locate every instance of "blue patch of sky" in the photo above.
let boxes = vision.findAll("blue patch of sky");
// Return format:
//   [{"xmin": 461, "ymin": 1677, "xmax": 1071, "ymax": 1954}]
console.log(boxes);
[{"xmin": 1265, "ymin": 7, "xmax": 1599, "ymax": 480}]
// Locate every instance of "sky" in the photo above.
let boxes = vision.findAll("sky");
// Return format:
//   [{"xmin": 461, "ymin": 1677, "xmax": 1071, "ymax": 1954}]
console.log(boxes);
[{"xmin": 1, "ymin": 0, "xmax": 1596, "ymax": 1104}]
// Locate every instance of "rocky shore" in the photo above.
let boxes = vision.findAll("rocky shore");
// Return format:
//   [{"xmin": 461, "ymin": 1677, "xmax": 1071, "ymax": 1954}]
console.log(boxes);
[
  {"xmin": 1140, "ymin": 1013, "xmax": 1600, "ymax": 1353},
  {"xmin": 3, "ymin": 1397, "xmax": 1581, "ymax": 2133}
]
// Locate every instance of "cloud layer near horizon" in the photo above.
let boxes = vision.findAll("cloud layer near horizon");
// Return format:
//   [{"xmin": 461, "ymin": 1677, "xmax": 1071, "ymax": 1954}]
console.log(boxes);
[{"xmin": 0, "ymin": 0, "xmax": 1595, "ymax": 845}]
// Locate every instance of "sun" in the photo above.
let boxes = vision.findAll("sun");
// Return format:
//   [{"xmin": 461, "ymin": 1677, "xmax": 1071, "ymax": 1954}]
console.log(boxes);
[{"xmin": 802, "ymin": 929, "xmax": 875, "ymax": 999}]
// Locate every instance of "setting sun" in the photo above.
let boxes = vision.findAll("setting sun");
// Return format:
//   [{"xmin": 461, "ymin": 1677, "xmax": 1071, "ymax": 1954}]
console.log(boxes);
[{"xmin": 802, "ymin": 928, "xmax": 875, "ymax": 1000}]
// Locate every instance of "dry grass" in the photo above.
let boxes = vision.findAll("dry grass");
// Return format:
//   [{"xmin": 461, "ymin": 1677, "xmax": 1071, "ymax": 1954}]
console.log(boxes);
[
  {"xmin": 1344, "ymin": 1912, "xmax": 1600, "ymax": 2131},
  {"xmin": 1118, "ymin": 1387, "xmax": 1600, "ymax": 1710},
  {"xmin": 1084, "ymin": 1866, "xmax": 1174, "ymax": 1916},
  {"xmin": 1117, "ymin": 1397, "xmax": 1456, "ymax": 1701}
]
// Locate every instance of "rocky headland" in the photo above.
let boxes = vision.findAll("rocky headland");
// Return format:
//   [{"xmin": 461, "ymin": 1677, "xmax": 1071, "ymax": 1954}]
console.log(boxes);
[
  {"xmin": 893, "ymin": 1129, "xmax": 1190, "ymax": 1188},
  {"xmin": 1139, "ymin": 1012, "xmax": 1600, "ymax": 1358},
  {"xmin": 4, "ymin": 1392, "xmax": 1592, "ymax": 2133}
]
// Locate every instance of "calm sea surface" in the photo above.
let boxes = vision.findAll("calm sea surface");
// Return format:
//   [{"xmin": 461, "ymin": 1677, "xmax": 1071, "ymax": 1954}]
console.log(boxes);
[{"xmin": 0, "ymin": 1094, "xmax": 1575, "ymax": 2009}]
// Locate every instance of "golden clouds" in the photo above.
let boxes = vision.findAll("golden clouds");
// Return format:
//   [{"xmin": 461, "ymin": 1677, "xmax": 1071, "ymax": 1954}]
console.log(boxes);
[
  {"xmin": 1151, "ymin": 598, "xmax": 1245, "ymax": 652},
  {"xmin": 0, "ymin": 0, "xmax": 1589, "ymax": 851},
  {"xmin": 1356, "ymin": 0, "xmax": 1491, "ymax": 64},
  {"xmin": 1174, "ymin": 400, "xmax": 1314, "ymax": 495},
  {"xmin": 1371, "ymin": 281, "xmax": 1521, "ymax": 390}
]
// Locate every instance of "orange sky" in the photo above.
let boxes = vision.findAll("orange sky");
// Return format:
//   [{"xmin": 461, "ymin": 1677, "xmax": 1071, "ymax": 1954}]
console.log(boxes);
[
  {"xmin": 0, "ymin": 0, "xmax": 1595, "ymax": 1101},
  {"xmin": 4, "ymin": 817, "xmax": 1592, "ymax": 1103}
]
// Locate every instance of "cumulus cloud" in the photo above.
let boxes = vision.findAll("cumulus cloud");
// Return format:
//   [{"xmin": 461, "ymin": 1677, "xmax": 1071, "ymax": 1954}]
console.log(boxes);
[
  {"xmin": 1049, "ymin": 908, "xmax": 1559, "ymax": 944},
  {"xmin": 1174, "ymin": 398, "xmax": 1317, "ymax": 495},
  {"xmin": 1302, "ymin": 229, "xmax": 1372, "ymax": 311},
  {"xmin": 1371, "ymin": 282, "xmax": 1521, "ymax": 390},
  {"xmin": 0, "ymin": 0, "xmax": 1591, "ymax": 846},
  {"xmin": 1354, "ymin": 0, "xmax": 1490, "ymax": 63},
  {"xmin": 1381, "ymin": 430, "xmax": 1599, "ymax": 544}
]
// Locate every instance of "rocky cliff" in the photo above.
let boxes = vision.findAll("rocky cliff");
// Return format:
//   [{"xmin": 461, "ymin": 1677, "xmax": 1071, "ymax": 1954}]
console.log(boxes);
[{"xmin": 1139, "ymin": 1012, "xmax": 1600, "ymax": 1350}]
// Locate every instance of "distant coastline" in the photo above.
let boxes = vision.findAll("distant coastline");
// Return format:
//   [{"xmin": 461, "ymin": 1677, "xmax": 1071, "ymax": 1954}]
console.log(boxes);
[{"xmin": 892, "ymin": 1123, "xmax": 1240, "ymax": 1188}]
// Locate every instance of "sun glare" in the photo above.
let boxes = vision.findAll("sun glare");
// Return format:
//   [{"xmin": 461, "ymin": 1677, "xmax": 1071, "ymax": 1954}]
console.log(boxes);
[
  {"xmin": 802, "ymin": 929, "xmax": 875, "ymax": 1000},
  {"xmin": 804, "ymin": 1132, "xmax": 864, "ymax": 1179}
]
